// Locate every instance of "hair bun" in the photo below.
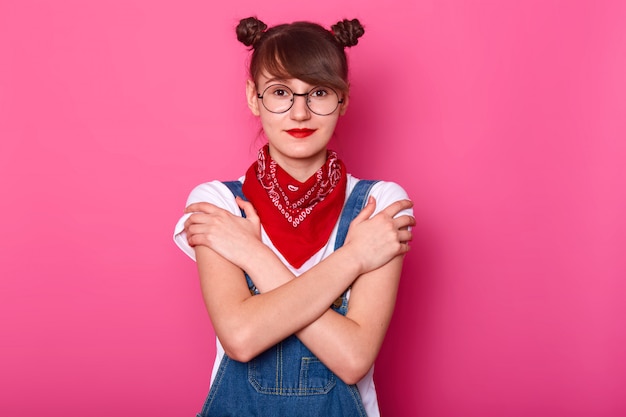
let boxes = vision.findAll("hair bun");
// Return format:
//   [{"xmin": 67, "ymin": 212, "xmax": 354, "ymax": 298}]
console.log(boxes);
[
  {"xmin": 331, "ymin": 18, "xmax": 365, "ymax": 48},
  {"xmin": 236, "ymin": 17, "xmax": 268, "ymax": 47}
]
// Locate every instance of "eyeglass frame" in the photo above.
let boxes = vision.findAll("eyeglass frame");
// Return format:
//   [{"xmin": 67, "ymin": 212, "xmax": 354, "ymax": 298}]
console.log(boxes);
[{"xmin": 256, "ymin": 84, "xmax": 345, "ymax": 116}]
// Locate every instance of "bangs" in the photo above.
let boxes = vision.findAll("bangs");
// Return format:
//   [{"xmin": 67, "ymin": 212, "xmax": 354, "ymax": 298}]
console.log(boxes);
[{"xmin": 251, "ymin": 23, "xmax": 349, "ymax": 93}]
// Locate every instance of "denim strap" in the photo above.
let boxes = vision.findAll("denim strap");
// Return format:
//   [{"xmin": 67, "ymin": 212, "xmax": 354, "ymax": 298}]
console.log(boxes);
[
  {"xmin": 330, "ymin": 180, "xmax": 379, "ymax": 314},
  {"xmin": 221, "ymin": 181, "xmax": 258, "ymax": 294},
  {"xmin": 333, "ymin": 180, "xmax": 379, "ymax": 250},
  {"xmin": 222, "ymin": 181, "xmax": 246, "ymax": 214}
]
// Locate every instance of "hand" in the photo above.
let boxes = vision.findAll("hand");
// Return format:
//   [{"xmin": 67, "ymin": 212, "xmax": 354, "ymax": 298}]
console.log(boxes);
[
  {"xmin": 184, "ymin": 197, "xmax": 262, "ymax": 269},
  {"xmin": 343, "ymin": 197, "xmax": 415, "ymax": 274}
]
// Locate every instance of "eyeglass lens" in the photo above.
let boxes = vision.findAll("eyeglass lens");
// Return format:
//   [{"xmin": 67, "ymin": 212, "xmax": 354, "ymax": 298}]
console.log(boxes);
[{"xmin": 259, "ymin": 85, "xmax": 341, "ymax": 116}]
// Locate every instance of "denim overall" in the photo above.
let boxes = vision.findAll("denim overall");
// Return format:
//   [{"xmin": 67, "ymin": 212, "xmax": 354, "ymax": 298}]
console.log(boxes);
[{"xmin": 197, "ymin": 180, "xmax": 379, "ymax": 417}]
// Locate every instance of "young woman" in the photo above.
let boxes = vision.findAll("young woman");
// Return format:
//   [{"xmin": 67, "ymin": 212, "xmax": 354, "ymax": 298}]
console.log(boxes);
[{"xmin": 174, "ymin": 16, "xmax": 414, "ymax": 417}]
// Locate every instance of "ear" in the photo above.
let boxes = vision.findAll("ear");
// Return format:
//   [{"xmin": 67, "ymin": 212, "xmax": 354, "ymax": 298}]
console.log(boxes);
[
  {"xmin": 339, "ymin": 92, "xmax": 350, "ymax": 116},
  {"xmin": 246, "ymin": 79, "xmax": 260, "ymax": 116}
]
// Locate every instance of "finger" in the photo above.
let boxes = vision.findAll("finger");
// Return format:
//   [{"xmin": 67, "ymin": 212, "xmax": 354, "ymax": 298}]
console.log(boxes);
[
  {"xmin": 186, "ymin": 222, "xmax": 210, "ymax": 235},
  {"xmin": 187, "ymin": 233, "xmax": 204, "ymax": 247},
  {"xmin": 184, "ymin": 213, "xmax": 212, "ymax": 229},
  {"xmin": 352, "ymin": 196, "xmax": 377, "ymax": 224},
  {"xmin": 183, "ymin": 215, "xmax": 197, "ymax": 230},
  {"xmin": 186, "ymin": 224, "xmax": 213, "ymax": 247},
  {"xmin": 185, "ymin": 202, "xmax": 220, "ymax": 214},
  {"xmin": 398, "ymin": 229, "xmax": 413, "ymax": 243},
  {"xmin": 402, "ymin": 242, "xmax": 411, "ymax": 254},
  {"xmin": 393, "ymin": 214, "xmax": 416, "ymax": 229},
  {"xmin": 382, "ymin": 199, "xmax": 413, "ymax": 217}
]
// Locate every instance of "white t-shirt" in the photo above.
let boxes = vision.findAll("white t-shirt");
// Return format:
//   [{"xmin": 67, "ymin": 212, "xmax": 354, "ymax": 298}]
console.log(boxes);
[{"xmin": 173, "ymin": 174, "xmax": 411, "ymax": 417}]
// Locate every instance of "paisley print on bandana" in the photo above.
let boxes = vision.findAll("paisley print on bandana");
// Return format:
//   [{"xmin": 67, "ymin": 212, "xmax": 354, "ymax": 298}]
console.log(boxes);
[
  {"xmin": 257, "ymin": 149, "xmax": 342, "ymax": 228},
  {"xmin": 242, "ymin": 145, "xmax": 347, "ymax": 268}
]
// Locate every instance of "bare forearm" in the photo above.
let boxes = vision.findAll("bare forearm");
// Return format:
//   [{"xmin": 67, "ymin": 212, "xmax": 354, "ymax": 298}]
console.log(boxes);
[
  {"xmin": 238, "ymin": 241, "xmax": 295, "ymax": 292},
  {"xmin": 295, "ymin": 256, "xmax": 403, "ymax": 384},
  {"xmin": 295, "ymin": 309, "xmax": 373, "ymax": 384},
  {"xmin": 238, "ymin": 244, "xmax": 404, "ymax": 384},
  {"xmin": 197, "ymin": 244, "xmax": 365, "ymax": 362}
]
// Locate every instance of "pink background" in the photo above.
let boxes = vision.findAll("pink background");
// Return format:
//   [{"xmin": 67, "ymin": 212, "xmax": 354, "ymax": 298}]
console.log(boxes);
[{"xmin": 1, "ymin": 0, "xmax": 625, "ymax": 416}]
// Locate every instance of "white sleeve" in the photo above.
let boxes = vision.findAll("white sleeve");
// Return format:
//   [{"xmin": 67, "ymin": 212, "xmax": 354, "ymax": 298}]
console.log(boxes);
[
  {"xmin": 367, "ymin": 180, "xmax": 414, "ymax": 219},
  {"xmin": 172, "ymin": 180, "xmax": 243, "ymax": 262}
]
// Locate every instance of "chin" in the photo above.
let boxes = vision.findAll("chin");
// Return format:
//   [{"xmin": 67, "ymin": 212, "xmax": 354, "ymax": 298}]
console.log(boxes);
[
  {"xmin": 291, "ymin": 144, "xmax": 329, "ymax": 158},
  {"xmin": 273, "ymin": 139, "xmax": 328, "ymax": 156}
]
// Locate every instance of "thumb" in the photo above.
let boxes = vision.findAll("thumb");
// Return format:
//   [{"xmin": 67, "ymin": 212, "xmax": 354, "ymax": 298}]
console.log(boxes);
[
  {"xmin": 236, "ymin": 197, "xmax": 260, "ymax": 222},
  {"xmin": 351, "ymin": 196, "xmax": 376, "ymax": 224}
]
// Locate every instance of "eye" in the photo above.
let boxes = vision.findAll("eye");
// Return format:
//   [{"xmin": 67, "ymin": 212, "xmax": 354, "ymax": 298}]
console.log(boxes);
[
  {"xmin": 310, "ymin": 87, "xmax": 329, "ymax": 98},
  {"xmin": 266, "ymin": 85, "xmax": 292, "ymax": 98}
]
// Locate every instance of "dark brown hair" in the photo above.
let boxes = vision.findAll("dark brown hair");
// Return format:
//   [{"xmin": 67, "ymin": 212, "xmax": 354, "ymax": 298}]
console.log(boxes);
[{"xmin": 236, "ymin": 17, "xmax": 365, "ymax": 93}]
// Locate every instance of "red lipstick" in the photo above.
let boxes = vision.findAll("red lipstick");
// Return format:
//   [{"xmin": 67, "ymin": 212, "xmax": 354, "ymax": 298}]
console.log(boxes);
[{"xmin": 286, "ymin": 128, "xmax": 316, "ymax": 138}]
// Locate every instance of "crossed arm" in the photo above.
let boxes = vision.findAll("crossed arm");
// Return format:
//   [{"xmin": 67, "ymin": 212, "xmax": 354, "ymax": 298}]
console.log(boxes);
[{"xmin": 184, "ymin": 196, "xmax": 414, "ymax": 385}]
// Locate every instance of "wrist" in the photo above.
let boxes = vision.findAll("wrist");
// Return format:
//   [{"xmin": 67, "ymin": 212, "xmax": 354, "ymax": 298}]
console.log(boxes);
[
  {"xmin": 239, "ymin": 239, "xmax": 271, "ymax": 272},
  {"xmin": 242, "ymin": 243, "xmax": 294, "ymax": 293},
  {"xmin": 333, "ymin": 243, "xmax": 366, "ymax": 277}
]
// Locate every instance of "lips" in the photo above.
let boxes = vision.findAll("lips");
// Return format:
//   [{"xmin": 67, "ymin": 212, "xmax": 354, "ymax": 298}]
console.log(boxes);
[{"xmin": 286, "ymin": 128, "xmax": 316, "ymax": 138}]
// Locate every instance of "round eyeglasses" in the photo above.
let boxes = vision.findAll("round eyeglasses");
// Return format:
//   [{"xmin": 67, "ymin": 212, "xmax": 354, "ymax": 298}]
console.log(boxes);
[{"xmin": 257, "ymin": 84, "xmax": 344, "ymax": 116}]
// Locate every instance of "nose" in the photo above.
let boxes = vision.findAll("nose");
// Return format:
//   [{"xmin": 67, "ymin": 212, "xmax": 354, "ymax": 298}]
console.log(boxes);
[{"xmin": 289, "ymin": 93, "xmax": 311, "ymax": 120}]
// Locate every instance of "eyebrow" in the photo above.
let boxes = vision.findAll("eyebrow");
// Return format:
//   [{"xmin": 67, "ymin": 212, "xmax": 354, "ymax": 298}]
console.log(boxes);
[{"xmin": 263, "ymin": 77, "xmax": 290, "ymax": 86}]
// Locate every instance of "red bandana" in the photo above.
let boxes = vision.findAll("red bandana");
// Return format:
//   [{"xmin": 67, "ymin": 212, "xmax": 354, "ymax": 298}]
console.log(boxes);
[{"xmin": 242, "ymin": 145, "xmax": 347, "ymax": 268}]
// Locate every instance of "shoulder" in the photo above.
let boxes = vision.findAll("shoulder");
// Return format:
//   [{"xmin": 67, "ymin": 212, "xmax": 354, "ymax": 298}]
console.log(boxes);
[
  {"xmin": 185, "ymin": 178, "xmax": 245, "ymax": 215},
  {"xmin": 173, "ymin": 178, "xmax": 245, "ymax": 261},
  {"xmin": 347, "ymin": 175, "xmax": 412, "ymax": 216},
  {"xmin": 370, "ymin": 180, "xmax": 410, "ymax": 202}
]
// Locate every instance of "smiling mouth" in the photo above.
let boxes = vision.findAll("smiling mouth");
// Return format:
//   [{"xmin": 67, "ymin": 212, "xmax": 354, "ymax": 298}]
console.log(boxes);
[{"xmin": 286, "ymin": 128, "xmax": 316, "ymax": 138}]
